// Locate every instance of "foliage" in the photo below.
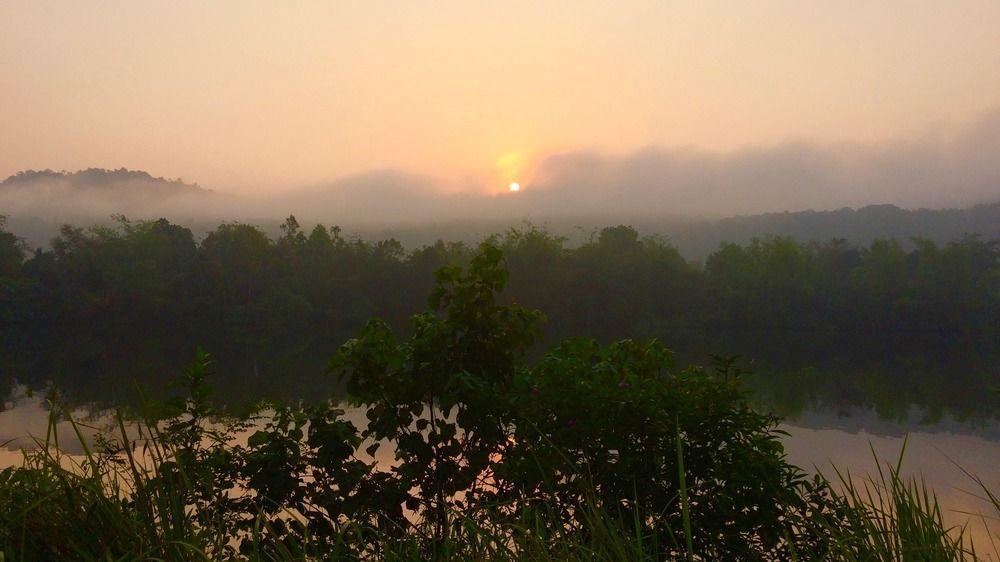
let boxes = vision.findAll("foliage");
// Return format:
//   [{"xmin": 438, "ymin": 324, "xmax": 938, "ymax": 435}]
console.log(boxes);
[
  {"xmin": 806, "ymin": 439, "xmax": 987, "ymax": 561},
  {"xmin": 3, "ymin": 217, "xmax": 995, "ymax": 346},
  {"xmin": 0, "ymin": 244, "xmax": 995, "ymax": 560},
  {"xmin": 1, "ymin": 217, "xmax": 997, "ymax": 420}
]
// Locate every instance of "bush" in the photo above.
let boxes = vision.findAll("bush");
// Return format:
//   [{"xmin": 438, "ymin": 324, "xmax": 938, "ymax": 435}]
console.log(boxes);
[{"xmin": 0, "ymin": 243, "xmax": 989, "ymax": 560}]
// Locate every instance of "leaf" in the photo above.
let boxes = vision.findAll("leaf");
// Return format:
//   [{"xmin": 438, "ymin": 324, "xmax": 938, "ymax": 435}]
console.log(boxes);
[{"xmin": 247, "ymin": 430, "xmax": 269, "ymax": 448}]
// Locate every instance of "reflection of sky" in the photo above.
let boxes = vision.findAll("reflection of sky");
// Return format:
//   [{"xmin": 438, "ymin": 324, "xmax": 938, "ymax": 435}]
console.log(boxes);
[
  {"xmin": 782, "ymin": 425, "xmax": 1000, "ymax": 558},
  {"xmin": 0, "ymin": 385, "xmax": 114, "ymax": 460}
]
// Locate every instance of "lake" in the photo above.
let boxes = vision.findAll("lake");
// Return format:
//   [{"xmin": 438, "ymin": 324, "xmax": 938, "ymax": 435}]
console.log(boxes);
[{"xmin": 2, "ymin": 332, "xmax": 998, "ymax": 552}]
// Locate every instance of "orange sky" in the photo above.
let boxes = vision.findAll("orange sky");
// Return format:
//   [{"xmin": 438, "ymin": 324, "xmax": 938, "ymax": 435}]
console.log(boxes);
[{"xmin": 2, "ymin": 1, "xmax": 999, "ymax": 194}]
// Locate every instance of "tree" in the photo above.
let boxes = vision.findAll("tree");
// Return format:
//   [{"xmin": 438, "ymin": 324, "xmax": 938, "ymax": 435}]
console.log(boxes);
[
  {"xmin": 330, "ymin": 243, "xmax": 836, "ymax": 559},
  {"xmin": 0, "ymin": 216, "xmax": 26, "ymax": 279},
  {"xmin": 331, "ymin": 243, "xmax": 545, "ymax": 550}
]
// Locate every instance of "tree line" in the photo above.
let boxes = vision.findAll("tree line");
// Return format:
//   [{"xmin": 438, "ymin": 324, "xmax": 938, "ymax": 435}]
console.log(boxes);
[{"xmin": 1, "ymin": 214, "xmax": 996, "ymax": 354}]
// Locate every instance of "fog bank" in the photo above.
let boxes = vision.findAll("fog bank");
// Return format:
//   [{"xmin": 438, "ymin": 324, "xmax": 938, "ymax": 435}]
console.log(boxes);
[{"xmin": 2, "ymin": 110, "xmax": 998, "ymax": 230}]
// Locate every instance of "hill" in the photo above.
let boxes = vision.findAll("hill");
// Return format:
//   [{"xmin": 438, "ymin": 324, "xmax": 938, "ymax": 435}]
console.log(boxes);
[{"xmin": 1, "ymin": 168, "xmax": 996, "ymax": 259}]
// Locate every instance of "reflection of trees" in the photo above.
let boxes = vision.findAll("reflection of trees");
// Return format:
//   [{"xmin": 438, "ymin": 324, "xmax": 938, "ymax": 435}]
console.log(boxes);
[
  {"xmin": 727, "ymin": 333, "xmax": 999, "ymax": 426},
  {"xmin": 0, "ymin": 217, "xmax": 996, "ymax": 423},
  {"xmin": 2, "ymin": 328, "xmax": 995, "ymax": 429}
]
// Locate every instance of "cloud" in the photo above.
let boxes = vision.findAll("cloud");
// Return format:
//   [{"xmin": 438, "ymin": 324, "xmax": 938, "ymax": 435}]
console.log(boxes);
[
  {"xmin": 524, "ymin": 108, "xmax": 1000, "ymax": 217},
  {"xmin": 275, "ymin": 107, "xmax": 1000, "ymax": 223},
  {"xmin": 264, "ymin": 169, "xmax": 448, "ymax": 225},
  {"xmin": 3, "ymin": 110, "xmax": 998, "ymax": 231}
]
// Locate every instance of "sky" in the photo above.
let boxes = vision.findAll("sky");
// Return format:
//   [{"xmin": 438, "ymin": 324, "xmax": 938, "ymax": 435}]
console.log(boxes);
[{"xmin": 2, "ymin": 0, "xmax": 1000, "ymax": 199}]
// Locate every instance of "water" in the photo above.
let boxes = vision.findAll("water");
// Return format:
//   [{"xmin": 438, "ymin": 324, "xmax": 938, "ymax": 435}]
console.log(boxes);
[
  {"xmin": 1, "ymin": 333, "xmax": 998, "ymax": 552},
  {"xmin": 782, "ymin": 425, "xmax": 1000, "ymax": 554}
]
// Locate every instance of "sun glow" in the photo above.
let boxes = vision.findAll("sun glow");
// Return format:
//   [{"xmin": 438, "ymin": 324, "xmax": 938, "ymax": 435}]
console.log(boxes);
[{"xmin": 495, "ymin": 151, "xmax": 528, "ymax": 194}]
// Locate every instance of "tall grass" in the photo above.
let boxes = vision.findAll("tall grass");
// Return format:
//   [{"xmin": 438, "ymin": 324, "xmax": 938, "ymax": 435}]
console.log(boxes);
[
  {"xmin": 0, "ymin": 408, "xmax": 215, "ymax": 561},
  {"xmin": 814, "ymin": 438, "xmax": 997, "ymax": 561},
  {"xmin": 1, "ymin": 412, "xmax": 996, "ymax": 561}
]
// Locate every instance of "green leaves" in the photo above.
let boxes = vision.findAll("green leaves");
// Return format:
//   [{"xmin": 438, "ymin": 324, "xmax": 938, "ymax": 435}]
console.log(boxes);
[
  {"xmin": 1, "ymin": 242, "xmax": 909, "ymax": 560},
  {"xmin": 326, "ymin": 242, "xmax": 548, "ymax": 550},
  {"xmin": 320, "ymin": 242, "xmax": 832, "ymax": 558}
]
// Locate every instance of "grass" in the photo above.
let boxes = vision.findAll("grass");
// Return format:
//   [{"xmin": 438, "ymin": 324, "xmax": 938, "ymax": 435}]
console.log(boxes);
[
  {"xmin": 814, "ymin": 438, "xmax": 993, "ymax": 561},
  {"xmin": 0, "ymin": 411, "xmax": 996, "ymax": 561}
]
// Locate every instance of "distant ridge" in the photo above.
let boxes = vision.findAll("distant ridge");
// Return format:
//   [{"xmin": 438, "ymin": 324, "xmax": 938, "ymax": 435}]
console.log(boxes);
[
  {"xmin": 1, "ymin": 167, "xmax": 996, "ymax": 259},
  {"xmin": 330, "ymin": 202, "xmax": 1000, "ymax": 261},
  {"xmin": 1, "ymin": 168, "xmax": 208, "ymax": 194},
  {"xmin": 0, "ymin": 168, "xmax": 220, "ymax": 244},
  {"xmin": 661, "ymin": 202, "xmax": 1000, "ymax": 260},
  {"xmin": 707, "ymin": 202, "xmax": 1000, "ymax": 243}
]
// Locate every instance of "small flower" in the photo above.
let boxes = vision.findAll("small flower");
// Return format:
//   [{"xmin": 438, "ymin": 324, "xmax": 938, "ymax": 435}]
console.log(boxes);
[
  {"xmin": 618, "ymin": 381, "xmax": 630, "ymax": 389},
  {"xmin": 566, "ymin": 417, "xmax": 575, "ymax": 428},
  {"xmin": 530, "ymin": 387, "xmax": 540, "ymax": 397}
]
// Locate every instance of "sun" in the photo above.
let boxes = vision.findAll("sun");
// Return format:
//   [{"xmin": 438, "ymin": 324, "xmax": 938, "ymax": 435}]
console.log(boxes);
[{"xmin": 509, "ymin": 182, "xmax": 521, "ymax": 192}]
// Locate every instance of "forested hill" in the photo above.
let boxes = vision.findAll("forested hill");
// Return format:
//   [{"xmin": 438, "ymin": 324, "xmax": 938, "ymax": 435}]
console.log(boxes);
[
  {"xmin": 357, "ymin": 202, "xmax": 1000, "ymax": 261},
  {"xmin": 1, "ymin": 168, "xmax": 207, "ymax": 193},
  {"xmin": 0, "ymin": 166, "xmax": 996, "ymax": 260},
  {"xmin": 0, "ymin": 169, "xmax": 218, "ymax": 243},
  {"xmin": 660, "ymin": 202, "xmax": 1000, "ymax": 260}
]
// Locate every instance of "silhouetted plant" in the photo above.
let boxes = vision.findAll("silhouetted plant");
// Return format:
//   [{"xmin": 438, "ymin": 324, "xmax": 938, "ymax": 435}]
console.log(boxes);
[{"xmin": 0, "ymin": 242, "xmax": 995, "ymax": 561}]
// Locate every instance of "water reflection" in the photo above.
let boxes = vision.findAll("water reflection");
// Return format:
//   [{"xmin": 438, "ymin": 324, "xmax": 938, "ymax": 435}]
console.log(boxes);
[
  {"xmin": 2, "ymin": 332, "xmax": 998, "ymax": 551},
  {"xmin": 3, "ymin": 332, "xmax": 997, "ymax": 424},
  {"xmin": 781, "ymin": 425, "xmax": 1000, "ymax": 557},
  {"xmin": 3, "ymin": 385, "xmax": 997, "ymax": 554}
]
